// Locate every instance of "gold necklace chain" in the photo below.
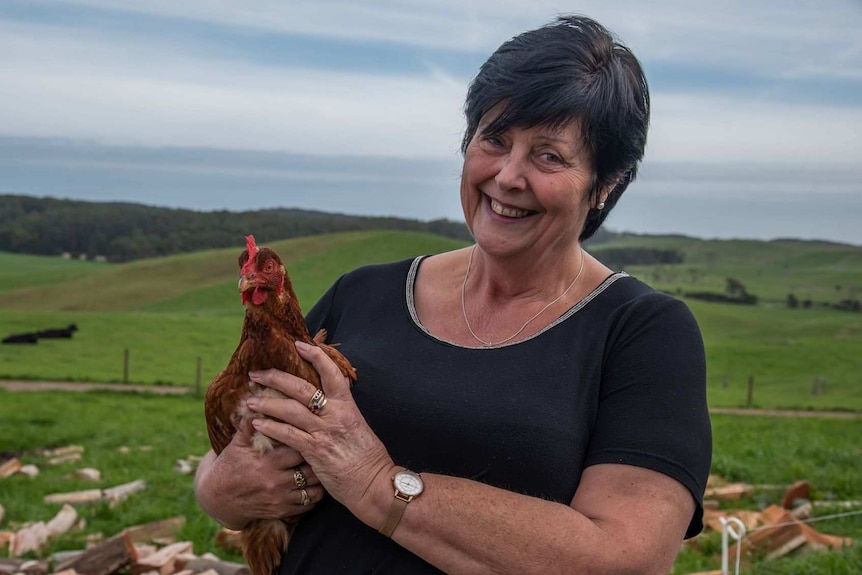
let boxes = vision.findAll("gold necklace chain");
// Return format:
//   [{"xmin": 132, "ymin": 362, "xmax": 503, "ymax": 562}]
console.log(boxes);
[{"xmin": 460, "ymin": 245, "xmax": 586, "ymax": 347}]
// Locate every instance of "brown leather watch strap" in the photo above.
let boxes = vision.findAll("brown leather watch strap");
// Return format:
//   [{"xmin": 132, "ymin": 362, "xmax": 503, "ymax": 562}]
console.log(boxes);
[{"xmin": 378, "ymin": 495, "xmax": 409, "ymax": 537}]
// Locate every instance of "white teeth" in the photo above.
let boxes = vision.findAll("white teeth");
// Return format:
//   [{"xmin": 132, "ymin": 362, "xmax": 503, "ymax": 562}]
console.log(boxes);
[{"xmin": 490, "ymin": 198, "xmax": 531, "ymax": 218}]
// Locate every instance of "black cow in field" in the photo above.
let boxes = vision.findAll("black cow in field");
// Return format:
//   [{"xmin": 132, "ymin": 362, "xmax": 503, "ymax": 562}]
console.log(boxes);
[
  {"xmin": 36, "ymin": 324, "xmax": 79, "ymax": 339},
  {"xmin": 2, "ymin": 332, "xmax": 39, "ymax": 344}
]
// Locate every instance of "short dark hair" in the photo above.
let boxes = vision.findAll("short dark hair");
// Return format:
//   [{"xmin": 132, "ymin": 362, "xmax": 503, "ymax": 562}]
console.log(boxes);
[{"xmin": 461, "ymin": 15, "xmax": 650, "ymax": 240}]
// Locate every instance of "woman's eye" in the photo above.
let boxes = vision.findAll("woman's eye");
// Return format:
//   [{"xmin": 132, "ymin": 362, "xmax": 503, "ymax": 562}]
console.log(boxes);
[
  {"xmin": 480, "ymin": 134, "xmax": 504, "ymax": 148},
  {"xmin": 540, "ymin": 152, "xmax": 564, "ymax": 164}
]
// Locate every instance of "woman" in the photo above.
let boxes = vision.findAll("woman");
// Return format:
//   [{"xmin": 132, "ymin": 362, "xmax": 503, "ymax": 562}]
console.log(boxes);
[{"xmin": 196, "ymin": 15, "xmax": 711, "ymax": 574}]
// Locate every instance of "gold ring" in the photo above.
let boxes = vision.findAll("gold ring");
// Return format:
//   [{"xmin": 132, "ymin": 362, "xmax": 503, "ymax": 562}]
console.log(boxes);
[
  {"xmin": 308, "ymin": 389, "xmax": 327, "ymax": 415},
  {"xmin": 293, "ymin": 467, "xmax": 307, "ymax": 489},
  {"xmin": 300, "ymin": 488, "xmax": 311, "ymax": 506}
]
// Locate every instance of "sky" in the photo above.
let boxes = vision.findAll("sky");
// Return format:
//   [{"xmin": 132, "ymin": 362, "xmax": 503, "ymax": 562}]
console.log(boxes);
[{"xmin": 1, "ymin": 0, "xmax": 861, "ymax": 245}]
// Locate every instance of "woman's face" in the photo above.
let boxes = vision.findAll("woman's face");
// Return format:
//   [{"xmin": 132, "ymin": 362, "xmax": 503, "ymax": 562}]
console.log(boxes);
[{"xmin": 460, "ymin": 111, "xmax": 597, "ymax": 259}]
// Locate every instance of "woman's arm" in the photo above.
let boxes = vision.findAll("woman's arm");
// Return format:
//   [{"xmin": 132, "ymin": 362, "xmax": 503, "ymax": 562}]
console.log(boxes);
[{"xmin": 246, "ymin": 343, "xmax": 695, "ymax": 575}]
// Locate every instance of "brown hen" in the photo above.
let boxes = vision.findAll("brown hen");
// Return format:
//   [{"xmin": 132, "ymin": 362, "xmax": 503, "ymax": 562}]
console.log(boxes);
[{"xmin": 204, "ymin": 235, "xmax": 357, "ymax": 575}]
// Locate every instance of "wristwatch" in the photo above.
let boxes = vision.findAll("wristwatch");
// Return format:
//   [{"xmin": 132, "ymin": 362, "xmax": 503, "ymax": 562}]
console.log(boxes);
[{"xmin": 378, "ymin": 469, "xmax": 424, "ymax": 537}]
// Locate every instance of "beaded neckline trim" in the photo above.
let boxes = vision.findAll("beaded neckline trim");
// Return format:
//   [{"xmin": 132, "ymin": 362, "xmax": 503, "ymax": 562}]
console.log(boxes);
[{"xmin": 405, "ymin": 256, "xmax": 629, "ymax": 349}]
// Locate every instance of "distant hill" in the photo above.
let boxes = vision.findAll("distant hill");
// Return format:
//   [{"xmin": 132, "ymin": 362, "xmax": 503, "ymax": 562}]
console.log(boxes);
[{"xmin": 0, "ymin": 194, "xmax": 623, "ymax": 262}]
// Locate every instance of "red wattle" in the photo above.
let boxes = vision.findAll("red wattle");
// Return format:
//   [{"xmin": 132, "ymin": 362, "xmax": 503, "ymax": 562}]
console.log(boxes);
[{"xmin": 252, "ymin": 287, "xmax": 268, "ymax": 305}]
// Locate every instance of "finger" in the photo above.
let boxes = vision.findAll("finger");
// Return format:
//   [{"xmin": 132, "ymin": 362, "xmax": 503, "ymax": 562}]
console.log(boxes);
[
  {"xmin": 247, "ymin": 395, "xmax": 320, "ymax": 433},
  {"xmin": 299, "ymin": 485, "xmax": 325, "ymax": 506},
  {"xmin": 229, "ymin": 413, "xmax": 257, "ymax": 449},
  {"xmin": 283, "ymin": 485, "xmax": 326, "ymax": 517},
  {"xmin": 294, "ymin": 341, "xmax": 350, "ymax": 398},
  {"xmin": 252, "ymin": 416, "xmax": 312, "ymax": 453},
  {"xmin": 249, "ymin": 369, "xmax": 318, "ymax": 406},
  {"xmin": 290, "ymin": 463, "xmax": 320, "ymax": 488},
  {"xmin": 268, "ymin": 444, "xmax": 305, "ymax": 470}
]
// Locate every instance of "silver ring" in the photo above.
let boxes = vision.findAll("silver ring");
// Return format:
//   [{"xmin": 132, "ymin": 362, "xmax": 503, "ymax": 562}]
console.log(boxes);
[
  {"xmin": 300, "ymin": 488, "xmax": 311, "ymax": 506},
  {"xmin": 293, "ymin": 467, "xmax": 307, "ymax": 489},
  {"xmin": 308, "ymin": 389, "xmax": 327, "ymax": 415}
]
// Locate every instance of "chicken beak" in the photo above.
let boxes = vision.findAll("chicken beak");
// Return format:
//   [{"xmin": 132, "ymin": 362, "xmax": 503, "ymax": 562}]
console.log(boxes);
[{"xmin": 238, "ymin": 276, "xmax": 255, "ymax": 293}]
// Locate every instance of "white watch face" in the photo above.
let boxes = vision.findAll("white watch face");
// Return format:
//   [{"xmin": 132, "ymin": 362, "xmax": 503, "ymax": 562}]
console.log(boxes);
[{"xmin": 394, "ymin": 470, "xmax": 424, "ymax": 496}]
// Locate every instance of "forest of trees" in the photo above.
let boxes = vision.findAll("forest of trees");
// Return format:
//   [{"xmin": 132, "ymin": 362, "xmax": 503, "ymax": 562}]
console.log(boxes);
[{"xmin": 0, "ymin": 195, "xmax": 477, "ymax": 261}]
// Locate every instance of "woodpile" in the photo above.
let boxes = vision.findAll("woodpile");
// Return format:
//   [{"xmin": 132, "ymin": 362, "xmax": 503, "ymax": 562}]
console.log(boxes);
[
  {"xmin": 0, "ymin": 517, "xmax": 247, "ymax": 575},
  {"xmin": 687, "ymin": 475, "xmax": 855, "ymax": 573},
  {"xmin": 1, "ymin": 448, "xmax": 233, "ymax": 575}
]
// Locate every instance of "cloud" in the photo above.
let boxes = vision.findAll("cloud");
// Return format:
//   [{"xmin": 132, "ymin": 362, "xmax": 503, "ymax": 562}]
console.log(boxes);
[
  {"xmin": 649, "ymin": 94, "xmax": 862, "ymax": 164},
  {"xmin": 0, "ymin": 20, "xmax": 467, "ymax": 158},
  {"xmin": 29, "ymin": 0, "xmax": 862, "ymax": 80}
]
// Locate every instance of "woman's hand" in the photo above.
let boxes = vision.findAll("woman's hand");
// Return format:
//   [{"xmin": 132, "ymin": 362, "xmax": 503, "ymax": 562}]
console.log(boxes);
[
  {"xmin": 194, "ymin": 414, "xmax": 326, "ymax": 530},
  {"xmin": 246, "ymin": 341, "xmax": 395, "ymax": 528}
]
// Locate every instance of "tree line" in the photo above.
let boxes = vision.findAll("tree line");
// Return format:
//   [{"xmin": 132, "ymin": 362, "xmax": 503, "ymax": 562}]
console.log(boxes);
[
  {"xmin": 0, "ymin": 195, "xmax": 477, "ymax": 262},
  {"xmin": 0, "ymin": 194, "xmax": 620, "ymax": 262}
]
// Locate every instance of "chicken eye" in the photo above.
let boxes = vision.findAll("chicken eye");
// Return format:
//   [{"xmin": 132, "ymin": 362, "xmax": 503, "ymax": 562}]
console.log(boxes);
[{"xmin": 264, "ymin": 261, "xmax": 275, "ymax": 273}]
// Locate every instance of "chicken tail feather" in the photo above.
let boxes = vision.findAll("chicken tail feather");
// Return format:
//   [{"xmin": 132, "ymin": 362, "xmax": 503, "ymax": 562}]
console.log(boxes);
[{"xmin": 241, "ymin": 518, "xmax": 291, "ymax": 575}]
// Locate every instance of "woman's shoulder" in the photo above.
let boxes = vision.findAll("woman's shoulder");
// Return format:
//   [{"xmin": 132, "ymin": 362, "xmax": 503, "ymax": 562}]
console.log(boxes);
[
  {"xmin": 338, "ymin": 256, "xmax": 422, "ymax": 285},
  {"xmin": 594, "ymin": 273, "xmax": 699, "ymax": 326}
]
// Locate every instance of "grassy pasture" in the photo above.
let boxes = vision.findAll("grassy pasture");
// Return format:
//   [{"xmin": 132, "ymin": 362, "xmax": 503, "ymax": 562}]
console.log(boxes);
[
  {"xmin": 1, "ymin": 390, "xmax": 859, "ymax": 573},
  {"xmin": 2, "ymin": 230, "xmax": 860, "ymax": 411},
  {"xmin": 593, "ymin": 235, "xmax": 862, "ymax": 304}
]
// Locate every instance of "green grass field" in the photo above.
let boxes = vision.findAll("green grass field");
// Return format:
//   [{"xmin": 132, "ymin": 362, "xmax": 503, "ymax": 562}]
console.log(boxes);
[
  {"xmin": 2, "ymin": 230, "xmax": 860, "ymax": 410},
  {"xmin": 1, "ymin": 391, "xmax": 859, "ymax": 573},
  {"xmin": 1, "ymin": 230, "xmax": 861, "ymax": 573}
]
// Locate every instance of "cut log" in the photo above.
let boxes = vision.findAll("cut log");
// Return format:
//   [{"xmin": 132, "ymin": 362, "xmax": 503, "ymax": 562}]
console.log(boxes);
[
  {"xmin": 798, "ymin": 522, "xmax": 853, "ymax": 550},
  {"xmin": 50, "ymin": 551, "xmax": 83, "ymax": 564},
  {"xmin": 0, "ymin": 458, "xmax": 21, "ymax": 478},
  {"xmin": 180, "ymin": 558, "xmax": 250, "ymax": 575},
  {"xmin": 43, "ymin": 480, "xmax": 146, "ymax": 506},
  {"xmin": 73, "ymin": 469, "xmax": 101, "ymax": 482},
  {"xmin": 704, "ymin": 482, "xmax": 754, "ymax": 501},
  {"xmin": 125, "ymin": 517, "xmax": 186, "ymax": 544},
  {"xmin": 19, "ymin": 465, "xmax": 40, "ymax": 478},
  {"xmin": 0, "ymin": 531, "xmax": 12, "ymax": 553},
  {"xmin": 42, "ymin": 446, "xmax": 84, "ymax": 458},
  {"xmin": 130, "ymin": 541, "xmax": 193, "ymax": 575},
  {"xmin": 733, "ymin": 504, "xmax": 855, "ymax": 561},
  {"xmin": 132, "ymin": 544, "xmax": 158, "ymax": 560},
  {"xmin": 44, "ymin": 489, "xmax": 103, "ymax": 505},
  {"xmin": 46, "ymin": 505, "xmax": 78, "ymax": 537},
  {"xmin": 48, "ymin": 454, "xmax": 82, "ymax": 466},
  {"xmin": 791, "ymin": 501, "xmax": 812, "ymax": 520},
  {"xmin": 103, "ymin": 480, "xmax": 146, "ymax": 505},
  {"xmin": 12, "ymin": 522, "xmax": 51, "ymax": 557},
  {"xmin": 0, "ymin": 559, "xmax": 25, "ymax": 575},
  {"xmin": 781, "ymin": 480, "xmax": 810, "ymax": 509},
  {"xmin": 813, "ymin": 500, "xmax": 862, "ymax": 509},
  {"xmin": 55, "ymin": 530, "xmax": 137, "ymax": 575},
  {"xmin": 14, "ymin": 559, "xmax": 49, "ymax": 575}
]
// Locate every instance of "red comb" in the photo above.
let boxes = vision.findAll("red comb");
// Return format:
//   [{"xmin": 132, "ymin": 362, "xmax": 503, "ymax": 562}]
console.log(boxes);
[{"xmin": 245, "ymin": 235, "xmax": 259, "ymax": 260}]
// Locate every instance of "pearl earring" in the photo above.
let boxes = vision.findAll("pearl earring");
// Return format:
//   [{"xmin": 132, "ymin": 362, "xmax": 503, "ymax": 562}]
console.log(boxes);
[{"xmin": 597, "ymin": 201, "xmax": 605, "ymax": 210}]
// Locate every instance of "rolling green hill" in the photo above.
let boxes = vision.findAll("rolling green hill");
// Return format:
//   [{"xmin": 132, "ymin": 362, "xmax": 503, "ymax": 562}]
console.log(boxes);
[{"xmin": 1, "ymin": 230, "xmax": 860, "ymax": 410}]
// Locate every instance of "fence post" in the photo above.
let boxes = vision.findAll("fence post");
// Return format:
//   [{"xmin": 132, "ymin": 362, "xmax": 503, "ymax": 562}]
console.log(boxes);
[
  {"xmin": 123, "ymin": 348, "xmax": 129, "ymax": 384},
  {"xmin": 746, "ymin": 375, "xmax": 754, "ymax": 407},
  {"xmin": 196, "ymin": 357, "xmax": 202, "ymax": 397}
]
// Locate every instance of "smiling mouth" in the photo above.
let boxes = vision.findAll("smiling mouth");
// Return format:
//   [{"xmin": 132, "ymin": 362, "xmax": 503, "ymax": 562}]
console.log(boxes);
[{"xmin": 490, "ymin": 197, "xmax": 534, "ymax": 219}]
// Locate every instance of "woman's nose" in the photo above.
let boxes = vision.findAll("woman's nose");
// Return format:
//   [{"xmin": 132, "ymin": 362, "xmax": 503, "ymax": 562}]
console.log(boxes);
[{"xmin": 494, "ymin": 150, "xmax": 528, "ymax": 192}]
